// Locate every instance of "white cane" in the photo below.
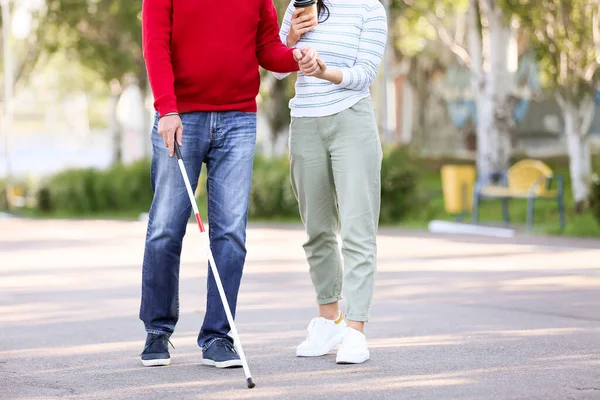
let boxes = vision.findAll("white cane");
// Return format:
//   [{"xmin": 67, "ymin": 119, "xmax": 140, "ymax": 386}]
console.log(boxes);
[{"xmin": 174, "ymin": 142, "xmax": 255, "ymax": 389}]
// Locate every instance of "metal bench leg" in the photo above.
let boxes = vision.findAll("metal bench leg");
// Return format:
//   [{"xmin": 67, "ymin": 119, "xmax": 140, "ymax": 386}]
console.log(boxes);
[
  {"xmin": 526, "ymin": 196, "xmax": 535, "ymax": 233},
  {"xmin": 501, "ymin": 198, "xmax": 510, "ymax": 224},
  {"xmin": 558, "ymin": 195, "xmax": 565, "ymax": 232},
  {"xmin": 472, "ymin": 192, "xmax": 480, "ymax": 224}
]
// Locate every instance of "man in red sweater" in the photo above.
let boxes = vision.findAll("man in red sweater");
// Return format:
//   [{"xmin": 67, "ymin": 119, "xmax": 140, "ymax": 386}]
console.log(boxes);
[{"xmin": 139, "ymin": 0, "xmax": 318, "ymax": 368}]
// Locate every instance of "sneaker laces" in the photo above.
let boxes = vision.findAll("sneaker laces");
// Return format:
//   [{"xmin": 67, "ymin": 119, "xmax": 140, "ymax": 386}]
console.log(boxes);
[
  {"xmin": 215, "ymin": 339, "xmax": 237, "ymax": 354},
  {"xmin": 141, "ymin": 334, "xmax": 175, "ymax": 355}
]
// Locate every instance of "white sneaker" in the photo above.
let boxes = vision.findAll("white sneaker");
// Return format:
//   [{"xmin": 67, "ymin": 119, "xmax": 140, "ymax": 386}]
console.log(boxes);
[
  {"xmin": 336, "ymin": 327, "xmax": 370, "ymax": 364},
  {"xmin": 296, "ymin": 314, "xmax": 347, "ymax": 357}
]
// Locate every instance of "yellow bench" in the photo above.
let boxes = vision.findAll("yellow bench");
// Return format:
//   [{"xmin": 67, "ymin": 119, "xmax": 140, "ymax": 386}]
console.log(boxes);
[{"xmin": 472, "ymin": 159, "xmax": 565, "ymax": 232}]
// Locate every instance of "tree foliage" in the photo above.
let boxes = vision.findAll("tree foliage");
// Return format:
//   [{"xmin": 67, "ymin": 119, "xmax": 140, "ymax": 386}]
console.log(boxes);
[
  {"xmin": 0, "ymin": 3, "xmax": 48, "ymax": 97},
  {"xmin": 43, "ymin": 0, "xmax": 144, "ymax": 86},
  {"xmin": 503, "ymin": 0, "xmax": 600, "ymax": 103},
  {"xmin": 392, "ymin": 0, "xmax": 469, "ymax": 61},
  {"xmin": 503, "ymin": 0, "xmax": 600, "ymax": 208}
]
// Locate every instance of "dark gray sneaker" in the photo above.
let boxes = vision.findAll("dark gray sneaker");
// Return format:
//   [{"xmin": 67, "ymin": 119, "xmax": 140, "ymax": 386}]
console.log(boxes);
[
  {"xmin": 141, "ymin": 333, "xmax": 172, "ymax": 367},
  {"xmin": 202, "ymin": 338, "xmax": 243, "ymax": 368}
]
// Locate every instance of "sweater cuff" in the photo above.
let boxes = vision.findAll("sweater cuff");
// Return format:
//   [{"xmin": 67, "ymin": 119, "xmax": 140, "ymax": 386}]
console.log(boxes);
[
  {"xmin": 285, "ymin": 48, "xmax": 300, "ymax": 72},
  {"xmin": 153, "ymin": 94, "xmax": 178, "ymax": 117},
  {"xmin": 339, "ymin": 68, "xmax": 353, "ymax": 88}
]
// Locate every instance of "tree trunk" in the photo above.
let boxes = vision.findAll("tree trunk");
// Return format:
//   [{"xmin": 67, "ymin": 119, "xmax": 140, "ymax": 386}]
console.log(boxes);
[
  {"xmin": 475, "ymin": 88, "xmax": 498, "ymax": 177},
  {"xmin": 485, "ymin": 0, "xmax": 513, "ymax": 171},
  {"xmin": 468, "ymin": 0, "xmax": 514, "ymax": 178},
  {"xmin": 469, "ymin": 0, "xmax": 512, "ymax": 178},
  {"xmin": 407, "ymin": 57, "xmax": 430, "ymax": 149},
  {"xmin": 467, "ymin": 0, "xmax": 495, "ymax": 177},
  {"xmin": 109, "ymin": 80, "xmax": 123, "ymax": 165},
  {"xmin": 560, "ymin": 95, "xmax": 594, "ymax": 211}
]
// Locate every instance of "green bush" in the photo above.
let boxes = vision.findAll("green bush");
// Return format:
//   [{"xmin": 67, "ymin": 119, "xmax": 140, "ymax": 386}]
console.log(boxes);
[
  {"xmin": 37, "ymin": 159, "xmax": 152, "ymax": 215},
  {"xmin": 380, "ymin": 146, "xmax": 420, "ymax": 223},
  {"xmin": 34, "ymin": 148, "xmax": 421, "ymax": 224},
  {"xmin": 249, "ymin": 146, "xmax": 421, "ymax": 224},
  {"xmin": 249, "ymin": 155, "xmax": 298, "ymax": 219},
  {"xmin": 0, "ymin": 180, "xmax": 7, "ymax": 211},
  {"xmin": 588, "ymin": 173, "xmax": 600, "ymax": 225},
  {"xmin": 49, "ymin": 168, "xmax": 98, "ymax": 213},
  {"xmin": 37, "ymin": 186, "xmax": 52, "ymax": 212}
]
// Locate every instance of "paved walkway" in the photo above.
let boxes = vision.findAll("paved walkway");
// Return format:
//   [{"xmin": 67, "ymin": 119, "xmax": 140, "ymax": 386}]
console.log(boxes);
[{"xmin": 1, "ymin": 219, "xmax": 599, "ymax": 399}]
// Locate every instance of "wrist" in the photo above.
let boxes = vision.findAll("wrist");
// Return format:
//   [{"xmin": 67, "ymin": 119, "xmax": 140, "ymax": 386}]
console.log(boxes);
[
  {"xmin": 286, "ymin": 34, "xmax": 299, "ymax": 48},
  {"xmin": 318, "ymin": 69, "xmax": 340, "ymax": 84},
  {"xmin": 315, "ymin": 70, "xmax": 326, "ymax": 79},
  {"xmin": 160, "ymin": 112, "xmax": 179, "ymax": 119}
]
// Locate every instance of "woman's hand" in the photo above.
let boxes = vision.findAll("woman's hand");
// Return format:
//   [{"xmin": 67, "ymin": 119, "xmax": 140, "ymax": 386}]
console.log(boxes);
[
  {"xmin": 286, "ymin": 8, "xmax": 318, "ymax": 48},
  {"xmin": 295, "ymin": 47, "xmax": 320, "ymax": 75},
  {"xmin": 314, "ymin": 59, "xmax": 328, "ymax": 79},
  {"xmin": 300, "ymin": 57, "xmax": 343, "ymax": 84}
]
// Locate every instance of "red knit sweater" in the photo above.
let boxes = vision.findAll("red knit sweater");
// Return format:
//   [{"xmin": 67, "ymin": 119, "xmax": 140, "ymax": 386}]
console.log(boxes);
[{"xmin": 142, "ymin": 0, "xmax": 299, "ymax": 116}]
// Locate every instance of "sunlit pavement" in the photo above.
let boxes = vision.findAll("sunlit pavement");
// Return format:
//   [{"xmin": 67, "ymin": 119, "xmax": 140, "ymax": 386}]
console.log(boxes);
[{"xmin": 1, "ymin": 218, "xmax": 599, "ymax": 399}]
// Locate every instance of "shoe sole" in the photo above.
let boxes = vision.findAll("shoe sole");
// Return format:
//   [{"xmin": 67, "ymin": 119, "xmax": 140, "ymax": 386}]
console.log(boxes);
[
  {"xmin": 296, "ymin": 331, "xmax": 346, "ymax": 357},
  {"xmin": 202, "ymin": 359, "xmax": 243, "ymax": 368},
  {"xmin": 141, "ymin": 358, "xmax": 171, "ymax": 367},
  {"xmin": 336, "ymin": 351, "xmax": 370, "ymax": 364}
]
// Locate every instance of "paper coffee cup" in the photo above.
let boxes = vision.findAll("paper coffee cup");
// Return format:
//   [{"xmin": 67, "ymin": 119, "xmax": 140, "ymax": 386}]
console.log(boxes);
[{"xmin": 294, "ymin": 0, "xmax": 318, "ymax": 19}]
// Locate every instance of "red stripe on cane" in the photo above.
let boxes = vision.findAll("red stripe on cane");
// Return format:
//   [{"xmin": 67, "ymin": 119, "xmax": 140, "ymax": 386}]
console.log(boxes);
[{"xmin": 195, "ymin": 214, "xmax": 205, "ymax": 232}]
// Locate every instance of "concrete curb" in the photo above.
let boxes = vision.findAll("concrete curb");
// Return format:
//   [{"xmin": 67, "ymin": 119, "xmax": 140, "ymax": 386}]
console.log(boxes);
[{"xmin": 428, "ymin": 220, "xmax": 516, "ymax": 238}]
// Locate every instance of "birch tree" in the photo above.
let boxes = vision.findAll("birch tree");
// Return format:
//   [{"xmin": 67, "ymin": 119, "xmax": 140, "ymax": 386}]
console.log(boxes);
[
  {"xmin": 469, "ymin": 0, "xmax": 514, "ymax": 177},
  {"xmin": 394, "ymin": 1, "xmax": 456, "ymax": 148},
  {"xmin": 43, "ymin": 0, "xmax": 146, "ymax": 165},
  {"xmin": 505, "ymin": 0, "xmax": 600, "ymax": 210},
  {"xmin": 398, "ymin": 0, "xmax": 517, "ymax": 177},
  {"xmin": 0, "ymin": 0, "xmax": 47, "ymax": 101}
]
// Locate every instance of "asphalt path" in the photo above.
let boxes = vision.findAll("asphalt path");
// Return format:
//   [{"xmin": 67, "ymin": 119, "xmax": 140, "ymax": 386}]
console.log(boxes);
[{"xmin": 1, "ymin": 219, "xmax": 599, "ymax": 399}]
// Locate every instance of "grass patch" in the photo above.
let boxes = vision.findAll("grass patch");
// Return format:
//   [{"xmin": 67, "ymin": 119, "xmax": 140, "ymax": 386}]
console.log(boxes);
[
  {"xmin": 406, "ymin": 158, "xmax": 600, "ymax": 237},
  {"xmin": 11, "ymin": 153, "xmax": 600, "ymax": 238}
]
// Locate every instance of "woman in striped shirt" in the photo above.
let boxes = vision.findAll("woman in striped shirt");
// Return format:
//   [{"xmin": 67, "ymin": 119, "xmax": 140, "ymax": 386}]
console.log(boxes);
[{"xmin": 274, "ymin": 0, "xmax": 387, "ymax": 364}]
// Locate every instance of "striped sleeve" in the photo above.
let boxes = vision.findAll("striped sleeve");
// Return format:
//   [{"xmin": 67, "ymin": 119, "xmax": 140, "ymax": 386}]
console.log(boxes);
[
  {"xmin": 337, "ymin": 4, "xmax": 387, "ymax": 91},
  {"xmin": 273, "ymin": 0, "xmax": 296, "ymax": 80},
  {"xmin": 279, "ymin": 1, "xmax": 295, "ymax": 46}
]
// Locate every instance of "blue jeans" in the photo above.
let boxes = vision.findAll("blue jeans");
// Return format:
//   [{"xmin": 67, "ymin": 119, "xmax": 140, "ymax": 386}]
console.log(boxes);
[{"xmin": 140, "ymin": 111, "xmax": 256, "ymax": 348}]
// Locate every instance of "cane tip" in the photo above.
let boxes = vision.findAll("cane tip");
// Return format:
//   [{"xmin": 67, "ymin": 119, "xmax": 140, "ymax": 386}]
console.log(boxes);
[{"xmin": 247, "ymin": 377, "xmax": 256, "ymax": 389}]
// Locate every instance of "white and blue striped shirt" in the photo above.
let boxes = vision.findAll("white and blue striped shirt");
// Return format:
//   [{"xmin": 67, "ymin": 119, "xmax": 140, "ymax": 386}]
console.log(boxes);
[{"xmin": 274, "ymin": 0, "xmax": 388, "ymax": 118}]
